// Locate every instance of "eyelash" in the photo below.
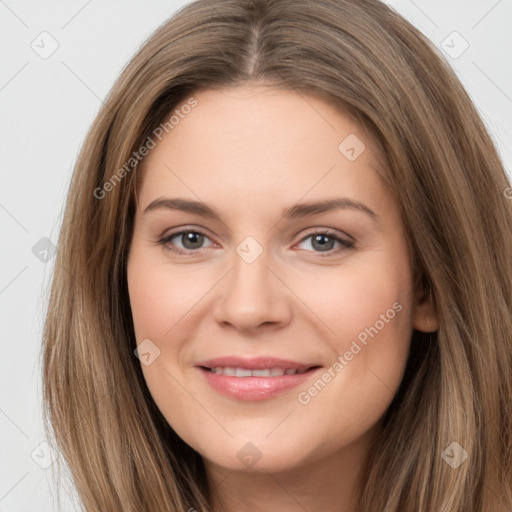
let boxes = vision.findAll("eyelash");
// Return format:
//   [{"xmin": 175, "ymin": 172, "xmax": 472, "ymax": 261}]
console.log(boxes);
[{"xmin": 156, "ymin": 227, "xmax": 354, "ymax": 257}]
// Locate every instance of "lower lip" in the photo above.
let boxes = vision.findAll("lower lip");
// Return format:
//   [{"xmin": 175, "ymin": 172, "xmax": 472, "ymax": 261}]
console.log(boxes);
[{"xmin": 197, "ymin": 366, "xmax": 322, "ymax": 401}]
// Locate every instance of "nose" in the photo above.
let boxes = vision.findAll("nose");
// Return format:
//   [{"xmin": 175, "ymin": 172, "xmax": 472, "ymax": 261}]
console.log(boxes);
[{"xmin": 212, "ymin": 247, "xmax": 292, "ymax": 333}]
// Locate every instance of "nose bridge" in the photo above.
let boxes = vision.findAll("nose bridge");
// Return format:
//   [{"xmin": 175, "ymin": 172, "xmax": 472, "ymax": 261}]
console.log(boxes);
[
  {"xmin": 229, "ymin": 236, "xmax": 274, "ymax": 307},
  {"xmin": 213, "ymin": 235, "xmax": 290, "ymax": 330}
]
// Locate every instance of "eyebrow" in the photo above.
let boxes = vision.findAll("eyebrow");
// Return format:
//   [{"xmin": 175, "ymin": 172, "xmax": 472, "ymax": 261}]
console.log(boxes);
[{"xmin": 143, "ymin": 197, "xmax": 378, "ymax": 222}]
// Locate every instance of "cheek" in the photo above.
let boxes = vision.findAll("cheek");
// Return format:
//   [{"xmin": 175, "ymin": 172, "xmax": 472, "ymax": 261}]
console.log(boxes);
[
  {"xmin": 127, "ymin": 249, "xmax": 205, "ymax": 342},
  {"xmin": 300, "ymin": 250, "xmax": 414, "ymax": 437},
  {"xmin": 322, "ymin": 279, "xmax": 412, "ymax": 399},
  {"xmin": 127, "ymin": 251, "xmax": 204, "ymax": 436},
  {"xmin": 326, "ymin": 271, "xmax": 412, "ymax": 350},
  {"xmin": 129, "ymin": 275, "xmax": 171, "ymax": 338}
]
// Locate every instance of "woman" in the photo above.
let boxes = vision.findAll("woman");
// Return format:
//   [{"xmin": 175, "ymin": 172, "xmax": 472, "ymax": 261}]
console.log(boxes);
[{"xmin": 42, "ymin": 0, "xmax": 512, "ymax": 510}]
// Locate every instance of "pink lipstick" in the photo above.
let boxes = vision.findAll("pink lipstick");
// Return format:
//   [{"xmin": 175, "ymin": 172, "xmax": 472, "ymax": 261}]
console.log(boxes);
[{"xmin": 195, "ymin": 356, "xmax": 322, "ymax": 401}]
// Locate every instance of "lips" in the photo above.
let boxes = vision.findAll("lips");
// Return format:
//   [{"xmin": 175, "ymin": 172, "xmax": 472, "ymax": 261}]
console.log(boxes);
[{"xmin": 195, "ymin": 356, "xmax": 322, "ymax": 401}]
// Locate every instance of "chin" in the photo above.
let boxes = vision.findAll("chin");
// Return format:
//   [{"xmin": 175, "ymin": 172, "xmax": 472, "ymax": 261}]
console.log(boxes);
[{"xmin": 197, "ymin": 437, "xmax": 315, "ymax": 474}]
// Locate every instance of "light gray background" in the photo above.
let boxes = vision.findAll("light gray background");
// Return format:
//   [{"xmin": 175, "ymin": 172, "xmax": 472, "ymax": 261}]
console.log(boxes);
[{"xmin": 1, "ymin": 1, "xmax": 511, "ymax": 510}]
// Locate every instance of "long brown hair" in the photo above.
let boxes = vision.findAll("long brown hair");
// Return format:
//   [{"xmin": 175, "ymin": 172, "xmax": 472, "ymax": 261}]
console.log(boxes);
[{"xmin": 42, "ymin": 0, "xmax": 512, "ymax": 510}]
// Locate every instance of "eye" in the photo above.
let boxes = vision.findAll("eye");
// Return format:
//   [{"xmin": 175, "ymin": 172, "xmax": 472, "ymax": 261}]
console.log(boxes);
[
  {"xmin": 295, "ymin": 229, "xmax": 354, "ymax": 255},
  {"xmin": 157, "ymin": 227, "xmax": 354, "ymax": 256},
  {"xmin": 158, "ymin": 228, "xmax": 215, "ymax": 254}
]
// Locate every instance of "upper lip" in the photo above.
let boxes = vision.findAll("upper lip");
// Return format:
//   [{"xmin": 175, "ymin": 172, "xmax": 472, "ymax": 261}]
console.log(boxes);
[{"xmin": 196, "ymin": 356, "xmax": 320, "ymax": 371}]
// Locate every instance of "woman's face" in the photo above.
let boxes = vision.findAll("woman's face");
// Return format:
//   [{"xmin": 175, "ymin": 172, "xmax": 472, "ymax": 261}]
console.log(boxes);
[{"xmin": 127, "ymin": 84, "xmax": 437, "ymax": 474}]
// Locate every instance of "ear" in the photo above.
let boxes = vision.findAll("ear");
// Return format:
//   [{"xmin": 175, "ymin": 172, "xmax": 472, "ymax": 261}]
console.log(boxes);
[{"xmin": 412, "ymin": 283, "xmax": 439, "ymax": 333}]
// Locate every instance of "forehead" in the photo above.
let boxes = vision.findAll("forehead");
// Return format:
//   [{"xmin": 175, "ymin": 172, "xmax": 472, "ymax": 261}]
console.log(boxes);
[
  {"xmin": 137, "ymin": 84, "xmax": 390, "ymax": 212},
  {"xmin": 162, "ymin": 84, "xmax": 371, "ymax": 155}
]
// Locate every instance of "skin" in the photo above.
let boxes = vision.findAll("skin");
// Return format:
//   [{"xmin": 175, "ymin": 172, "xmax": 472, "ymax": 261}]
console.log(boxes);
[{"xmin": 127, "ymin": 83, "xmax": 438, "ymax": 512}]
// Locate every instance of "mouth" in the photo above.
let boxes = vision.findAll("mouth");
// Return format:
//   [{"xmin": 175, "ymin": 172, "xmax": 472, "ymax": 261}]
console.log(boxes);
[
  {"xmin": 195, "ymin": 358, "xmax": 322, "ymax": 401},
  {"xmin": 200, "ymin": 366, "xmax": 317, "ymax": 376}
]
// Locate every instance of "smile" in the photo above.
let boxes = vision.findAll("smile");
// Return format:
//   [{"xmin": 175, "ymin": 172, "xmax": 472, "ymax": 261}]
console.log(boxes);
[
  {"xmin": 195, "ymin": 357, "xmax": 322, "ymax": 401},
  {"xmin": 206, "ymin": 367, "xmax": 310, "ymax": 376}
]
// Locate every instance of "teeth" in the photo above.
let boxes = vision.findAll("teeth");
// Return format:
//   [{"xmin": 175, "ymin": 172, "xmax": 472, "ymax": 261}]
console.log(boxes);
[
  {"xmin": 210, "ymin": 367, "xmax": 306, "ymax": 377},
  {"xmin": 253, "ymin": 369, "xmax": 271, "ymax": 377},
  {"xmin": 235, "ymin": 368, "xmax": 252, "ymax": 377}
]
